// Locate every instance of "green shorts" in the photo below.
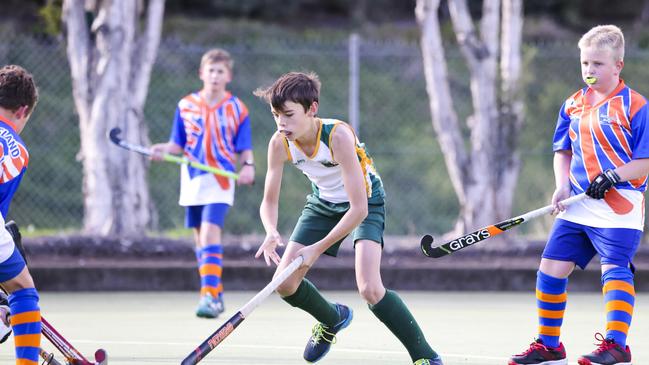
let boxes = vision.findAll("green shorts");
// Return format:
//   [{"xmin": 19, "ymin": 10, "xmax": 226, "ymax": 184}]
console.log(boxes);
[{"xmin": 289, "ymin": 194, "xmax": 385, "ymax": 257}]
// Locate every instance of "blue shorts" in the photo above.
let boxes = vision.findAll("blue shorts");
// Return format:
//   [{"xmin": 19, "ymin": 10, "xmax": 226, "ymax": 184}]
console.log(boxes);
[
  {"xmin": 0, "ymin": 245, "xmax": 26, "ymax": 282},
  {"xmin": 543, "ymin": 218, "xmax": 641, "ymax": 269},
  {"xmin": 185, "ymin": 203, "xmax": 230, "ymax": 228}
]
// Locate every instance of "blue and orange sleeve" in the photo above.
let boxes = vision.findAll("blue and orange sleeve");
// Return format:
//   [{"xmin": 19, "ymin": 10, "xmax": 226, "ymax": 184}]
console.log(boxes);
[
  {"xmin": 170, "ymin": 107, "xmax": 187, "ymax": 148},
  {"xmin": 630, "ymin": 102, "xmax": 649, "ymax": 158},
  {"xmin": 233, "ymin": 101, "xmax": 252, "ymax": 153},
  {"xmin": 234, "ymin": 115, "xmax": 252, "ymax": 153},
  {"xmin": 552, "ymin": 101, "xmax": 572, "ymax": 152}
]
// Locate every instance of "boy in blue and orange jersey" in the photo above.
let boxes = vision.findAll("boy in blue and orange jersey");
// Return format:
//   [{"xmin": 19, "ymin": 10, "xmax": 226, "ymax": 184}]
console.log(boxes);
[
  {"xmin": 510, "ymin": 25, "xmax": 649, "ymax": 365},
  {"xmin": 0, "ymin": 65, "xmax": 42, "ymax": 365},
  {"xmin": 253, "ymin": 71, "xmax": 442, "ymax": 365},
  {"xmin": 151, "ymin": 48, "xmax": 255, "ymax": 319}
]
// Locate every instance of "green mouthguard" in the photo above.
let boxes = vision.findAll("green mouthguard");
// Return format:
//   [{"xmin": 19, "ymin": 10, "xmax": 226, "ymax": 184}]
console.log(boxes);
[{"xmin": 586, "ymin": 76, "xmax": 597, "ymax": 85}]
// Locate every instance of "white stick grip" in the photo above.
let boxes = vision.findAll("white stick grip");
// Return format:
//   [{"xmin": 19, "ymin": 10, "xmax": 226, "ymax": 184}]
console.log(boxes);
[
  {"xmin": 239, "ymin": 256, "xmax": 304, "ymax": 318},
  {"xmin": 519, "ymin": 193, "xmax": 587, "ymax": 221}
]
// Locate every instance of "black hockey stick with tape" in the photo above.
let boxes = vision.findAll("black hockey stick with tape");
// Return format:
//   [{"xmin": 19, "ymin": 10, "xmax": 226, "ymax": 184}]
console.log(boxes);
[
  {"xmin": 420, "ymin": 194, "xmax": 587, "ymax": 258},
  {"xmin": 181, "ymin": 256, "xmax": 304, "ymax": 365},
  {"xmin": 108, "ymin": 127, "xmax": 239, "ymax": 180}
]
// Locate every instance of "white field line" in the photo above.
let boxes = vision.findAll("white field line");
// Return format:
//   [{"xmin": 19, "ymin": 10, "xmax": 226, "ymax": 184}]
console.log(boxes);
[{"xmin": 69, "ymin": 339, "xmax": 509, "ymax": 362}]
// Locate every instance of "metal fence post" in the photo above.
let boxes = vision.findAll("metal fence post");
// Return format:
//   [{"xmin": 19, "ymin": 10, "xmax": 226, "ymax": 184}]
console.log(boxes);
[{"xmin": 349, "ymin": 33, "xmax": 360, "ymax": 135}]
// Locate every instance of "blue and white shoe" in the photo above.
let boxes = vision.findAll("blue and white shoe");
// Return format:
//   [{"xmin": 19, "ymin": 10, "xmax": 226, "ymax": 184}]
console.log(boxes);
[
  {"xmin": 195, "ymin": 294, "xmax": 221, "ymax": 319},
  {"xmin": 303, "ymin": 303, "xmax": 353, "ymax": 363},
  {"xmin": 215, "ymin": 294, "xmax": 225, "ymax": 314},
  {"xmin": 414, "ymin": 357, "xmax": 444, "ymax": 365}
]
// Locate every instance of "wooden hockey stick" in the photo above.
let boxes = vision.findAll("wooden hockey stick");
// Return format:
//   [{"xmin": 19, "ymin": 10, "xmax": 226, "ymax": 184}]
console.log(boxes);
[
  {"xmin": 420, "ymin": 194, "xmax": 587, "ymax": 258},
  {"xmin": 108, "ymin": 127, "xmax": 239, "ymax": 179},
  {"xmin": 181, "ymin": 256, "xmax": 304, "ymax": 365}
]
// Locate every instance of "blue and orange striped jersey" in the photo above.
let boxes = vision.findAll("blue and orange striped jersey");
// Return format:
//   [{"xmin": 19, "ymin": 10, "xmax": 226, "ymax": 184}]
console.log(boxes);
[
  {"xmin": 170, "ymin": 91, "xmax": 252, "ymax": 206},
  {"xmin": 0, "ymin": 116, "xmax": 29, "ymax": 218},
  {"xmin": 553, "ymin": 80, "xmax": 649, "ymax": 229}
]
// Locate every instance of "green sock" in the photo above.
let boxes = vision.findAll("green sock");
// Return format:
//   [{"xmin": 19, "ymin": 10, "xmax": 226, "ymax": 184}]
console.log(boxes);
[
  {"xmin": 369, "ymin": 289, "xmax": 438, "ymax": 361},
  {"xmin": 282, "ymin": 279, "xmax": 339, "ymax": 327}
]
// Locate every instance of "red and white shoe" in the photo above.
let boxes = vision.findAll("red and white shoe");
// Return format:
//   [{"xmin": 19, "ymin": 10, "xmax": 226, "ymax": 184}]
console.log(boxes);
[
  {"xmin": 509, "ymin": 338, "xmax": 567, "ymax": 365},
  {"xmin": 577, "ymin": 333, "xmax": 631, "ymax": 365}
]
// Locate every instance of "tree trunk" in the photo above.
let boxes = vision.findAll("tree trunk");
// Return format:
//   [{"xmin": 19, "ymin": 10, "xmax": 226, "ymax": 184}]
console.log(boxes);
[
  {"xmin": 633, "ymin": 0, "xmax": 649, "ymax": 33},
  {"xmin": 416, "ymin": 0, "xmax": 524, "ymax": 238},
  {"xmin": 63, "ymin": 0, "xmax": 164, "ymax": 235},
  {"xmin": 497, "ymin": 0, "xmax": 524, "ymax": 222}
]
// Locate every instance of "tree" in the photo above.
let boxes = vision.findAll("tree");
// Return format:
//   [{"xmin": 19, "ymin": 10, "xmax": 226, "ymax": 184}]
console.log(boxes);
[
  {"xmin": 633, "ymin": 0, "xmax": 649, "ymax": 33},
  {"xmin": 62, "ymin": 0, "xmax": 164, "ymax": 235},
  {"xmin": 415, "ymin": 0, "xmax": 524, "ymax": 236}
]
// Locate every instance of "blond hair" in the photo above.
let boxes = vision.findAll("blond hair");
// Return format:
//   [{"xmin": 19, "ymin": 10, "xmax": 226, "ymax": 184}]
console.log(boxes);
[
  {"xmin": 578, "ymin": 25, "xmax": 625, "ymax": 61},
  {"xmin": 200, "ymin": 48, "xmax": 234, "ymax": 71}
]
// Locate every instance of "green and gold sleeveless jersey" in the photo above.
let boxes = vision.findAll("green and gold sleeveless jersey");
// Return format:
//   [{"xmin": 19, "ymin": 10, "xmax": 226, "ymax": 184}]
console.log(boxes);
[{"xmin": 282, "ymin": 118, "xmax": 384, "ymax": 204}]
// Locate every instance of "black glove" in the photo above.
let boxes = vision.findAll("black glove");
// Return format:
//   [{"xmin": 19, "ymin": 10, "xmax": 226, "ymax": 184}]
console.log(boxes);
[
  {"xmin": 585, "ymin": 169, "xmax": 621, "ymax": 199},
  {"xmin": 5, "ymin": 220, "xmax": 27, "ymax": 265}
]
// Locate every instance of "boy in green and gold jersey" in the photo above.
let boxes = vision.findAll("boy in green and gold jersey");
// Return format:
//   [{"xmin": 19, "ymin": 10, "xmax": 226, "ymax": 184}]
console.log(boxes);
[{"xmin": 253, "ymin": 71, "xmax": 442, "ymax": 365}]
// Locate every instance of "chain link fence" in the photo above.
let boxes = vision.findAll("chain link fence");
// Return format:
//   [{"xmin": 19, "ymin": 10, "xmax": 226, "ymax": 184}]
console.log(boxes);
[{"xmin": 3, "ymin": 32, "xmax": 649, "ymax": 239}]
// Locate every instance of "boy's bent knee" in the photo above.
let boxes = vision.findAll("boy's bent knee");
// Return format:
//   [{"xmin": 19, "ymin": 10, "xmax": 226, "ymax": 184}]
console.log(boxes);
[
  {"xmin": 276, "ymin": 281, "xmax": 301, "ymax": 297},
  {"xmin": 1, "ymin": 267, "xmax": 35, "ymax": 293},
  {"xmin": 358, "ymin": 284, "xmax": 385, "ymax": 305},
  {"xmin": 539, "ymin": 258, "xmax": 574, "ymax": 278}
]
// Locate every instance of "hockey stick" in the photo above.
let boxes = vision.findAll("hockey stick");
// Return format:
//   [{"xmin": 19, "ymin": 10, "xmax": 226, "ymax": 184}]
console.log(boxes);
[
  {"xmin": 181, "ymin": 255, "xmax": 305, "ymax": 365},
  {"xmin": 3, "ymin": 226, "xmax": 62, "ymax": 365},
  {"xmin": 39, "ymin": 349, "xmax": 64, "ymax": 365},
  {"xmin": 420, "ymin": 194, "xmax": 588, "ymax": 258},
  {"xmin": 1, "ymin": 285, "xmax": 103, "ymax": 365},
  {"xmin": 108, "ymin": 127, "xmax": 239, "ymax": 180},
  {"xmin": 41, "ymin": 316, "xmax": 107, "ymax": 365},
  {"xmin": 2, "ymin": 221, "xmax": 108, "ymax": 365}
]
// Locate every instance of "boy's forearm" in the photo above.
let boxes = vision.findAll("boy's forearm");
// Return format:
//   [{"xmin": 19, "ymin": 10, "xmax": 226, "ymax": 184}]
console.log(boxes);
[
  {"xmin": 553, "ymin": 150, "xmax": 572, "ymax": 189},
  {"xmin": 238, "ymin": 150, "xmax": 254, "ymax": 164},
  {"xmin": 313, "ymin": 205, "xmax": 367, "ymax": 253},
  {"xmin": 259, "ymin": 201, "xmax": 279, "ymax": 233},
  {"xmin": 613, "ymin": 158, "xmax": 649, "ymax": 182},
  {"xmin": 153, "ymin": 142, "xmax": 182, "ymax": 154}
]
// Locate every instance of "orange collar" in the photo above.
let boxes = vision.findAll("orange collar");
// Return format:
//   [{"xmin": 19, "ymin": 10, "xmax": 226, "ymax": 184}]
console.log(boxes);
[{"xmin": 0, "ymin": 115, "xmax": 18, "ymax": 132}]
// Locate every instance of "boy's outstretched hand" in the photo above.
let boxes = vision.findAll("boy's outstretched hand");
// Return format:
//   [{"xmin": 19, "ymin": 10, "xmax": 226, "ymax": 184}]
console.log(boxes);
[{"xmin": 255, "ymin": 230, "xmax": 284, "ymax": 266}]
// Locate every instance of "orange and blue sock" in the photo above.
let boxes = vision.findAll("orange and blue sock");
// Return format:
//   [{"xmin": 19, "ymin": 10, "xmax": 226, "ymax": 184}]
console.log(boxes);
[
  {"xmin": 602, "ymin": 266, "xmax": 634, "ymax": 347},
  {"xmin": 9, "ymin": 287, "xmax": 41, "ymax": 365},
  {"xmin": 536, "ymin": 271, "xmax": 568, "ymax": 348},
  {"xmin": 199, "ymin": 244, "xmax": 223, "ymax": 298}
]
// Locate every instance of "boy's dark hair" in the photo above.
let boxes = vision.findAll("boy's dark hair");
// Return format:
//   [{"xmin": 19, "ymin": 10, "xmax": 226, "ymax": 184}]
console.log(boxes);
[
  {"xmin": 254, "ymin": 72, "xmax": 320, "ymax": 113},
  {"xmin": 0, "ymin": 65, "xmax": 38, "ymax": 114}
]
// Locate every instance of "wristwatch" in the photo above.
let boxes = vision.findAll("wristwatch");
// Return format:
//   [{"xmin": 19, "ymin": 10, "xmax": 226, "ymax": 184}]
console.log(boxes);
[{"xmin": 243, "ymin": 159, "xmax": 255, "ymax": 167}]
